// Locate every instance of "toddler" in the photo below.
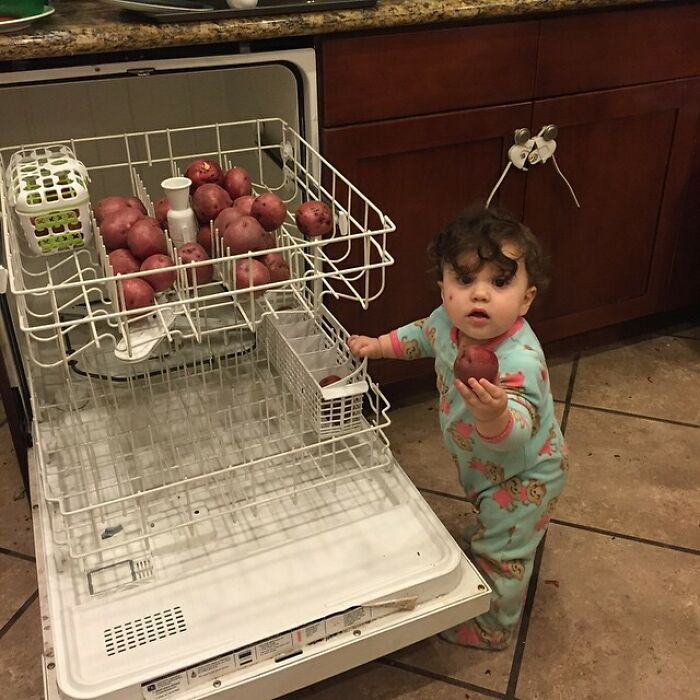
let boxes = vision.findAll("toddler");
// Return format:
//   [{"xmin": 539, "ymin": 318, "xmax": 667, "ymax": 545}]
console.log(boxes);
[{"xmin": 348, "ymin": 204, "xmax": 568, "ymax": 650}]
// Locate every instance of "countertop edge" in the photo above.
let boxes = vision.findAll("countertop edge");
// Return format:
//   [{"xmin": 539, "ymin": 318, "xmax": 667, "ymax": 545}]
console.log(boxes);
[{"xmin": 0, "ymin": 0, "xmax": 674, "ymax": 63}]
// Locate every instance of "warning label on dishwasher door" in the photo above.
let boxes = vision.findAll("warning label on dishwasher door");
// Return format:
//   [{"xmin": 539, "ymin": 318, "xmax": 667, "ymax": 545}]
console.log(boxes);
[
  {"xmin": 141, "ymin": 671, "xmax": 188, "ymax": 700},
  {"xmin": 187, "ymin": 652, "xmax": 235, "ymax": 690}
]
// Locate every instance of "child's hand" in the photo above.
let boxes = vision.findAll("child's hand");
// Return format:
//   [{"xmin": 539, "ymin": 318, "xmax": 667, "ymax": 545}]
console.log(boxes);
[
  {"xmin": 348, "ymin": 335, "xmax": 383, "ymax": 359},
  {"xmin": 455, "ymin": 376, "xmax": 509, "ymax": 426}
]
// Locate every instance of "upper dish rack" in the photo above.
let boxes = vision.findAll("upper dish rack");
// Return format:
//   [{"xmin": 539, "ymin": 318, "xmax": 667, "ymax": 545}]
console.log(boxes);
[{"xmin": 0, "ymin": 118, "xmax": 396, "ymax": 368}]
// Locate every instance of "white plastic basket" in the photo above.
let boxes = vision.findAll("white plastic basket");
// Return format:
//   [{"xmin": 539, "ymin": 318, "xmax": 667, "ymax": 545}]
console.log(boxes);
[
  {"xmin": 6, "ymin": 145, "xmax": 92, "ymax": 255},
  {"xmin": 261, "ymin": 308, "xmax": 369, "ymax": 437}
]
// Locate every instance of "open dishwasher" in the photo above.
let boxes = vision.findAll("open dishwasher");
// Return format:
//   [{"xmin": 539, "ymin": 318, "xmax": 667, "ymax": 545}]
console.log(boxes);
[{"xmin": 0, "ymin": 114, "xmax": 490, "ymax": 699}]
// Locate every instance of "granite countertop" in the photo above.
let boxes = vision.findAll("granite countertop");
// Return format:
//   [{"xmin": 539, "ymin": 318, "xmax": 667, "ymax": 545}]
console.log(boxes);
[{"xmin": 0, "ymin": 0, "xmax": 671, "ymax": 62}]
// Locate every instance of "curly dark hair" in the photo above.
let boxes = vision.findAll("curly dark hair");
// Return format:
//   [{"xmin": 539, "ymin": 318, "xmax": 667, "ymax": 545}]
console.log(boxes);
[{"xmin": 427, "ymin": 202, "xmax": 550, "ymax": 292}]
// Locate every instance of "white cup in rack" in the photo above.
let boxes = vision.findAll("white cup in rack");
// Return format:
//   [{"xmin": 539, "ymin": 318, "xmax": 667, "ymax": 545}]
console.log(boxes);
[{"xmin": 161, "ymin": 176, "xmax": 198, "ymax": 248}]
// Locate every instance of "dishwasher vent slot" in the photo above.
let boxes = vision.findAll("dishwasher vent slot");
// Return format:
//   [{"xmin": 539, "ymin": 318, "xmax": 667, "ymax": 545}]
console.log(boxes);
[{"xmin": 104, "ymin": 606, "xmax": 186, "ymax": 656}]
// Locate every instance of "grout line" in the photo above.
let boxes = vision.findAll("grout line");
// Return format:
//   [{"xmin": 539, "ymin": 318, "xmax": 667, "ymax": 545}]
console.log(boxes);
[
  {"xmin": 504, "ymin": 533, "xmax": 547, "ymax": 698},
  {"xmin": 558, "ymin": 352, "xmax": 580, "ymax": 436},
  {"xmin": 550, "ymin": 519, "xmax": 700, "ymax": 556},
  {"xmin": 0, "ymin": 589, "xmax": 38, "ymax": 641},
  {"xmin": 668, "ymin": 334, "xmax": 700, "ymax": 342},
  {"xmin": 379, "ymin": 657, "xmax": 507, "ymax": 699},
  {"xmin": 419, "ymin": 486, "xmax": 470, "ymax": 503},
  {"xmin": 566, "ymin": 402, "xmax": 700, "ymax": 430},
  {"xmin": 0, "ymin": 546, "xmax": 36, "ymax": 563}
]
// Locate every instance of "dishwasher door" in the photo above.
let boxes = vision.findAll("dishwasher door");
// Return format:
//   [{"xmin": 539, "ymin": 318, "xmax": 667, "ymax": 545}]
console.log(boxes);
[{"xmin": 0, "ymin": 47, "xmax": 318, "ymax": 445}]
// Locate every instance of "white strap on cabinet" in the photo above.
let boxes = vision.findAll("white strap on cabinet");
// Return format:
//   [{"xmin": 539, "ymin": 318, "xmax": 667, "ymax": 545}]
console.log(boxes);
[{"xmin": 486, "ymin": 125, "xmax": 581, "ymax": 209}]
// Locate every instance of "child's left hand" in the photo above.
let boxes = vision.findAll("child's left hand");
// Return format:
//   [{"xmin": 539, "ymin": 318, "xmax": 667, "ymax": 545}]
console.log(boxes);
[{"xmin": 454, "ymin": 376, "xmax": 508, "ymax": 424}]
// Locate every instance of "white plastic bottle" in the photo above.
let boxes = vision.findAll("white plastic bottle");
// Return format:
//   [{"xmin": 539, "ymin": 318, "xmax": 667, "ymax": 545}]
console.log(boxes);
[{"xmin": 161, "ymin": 176, "xmax": 198, "ymax": 248}]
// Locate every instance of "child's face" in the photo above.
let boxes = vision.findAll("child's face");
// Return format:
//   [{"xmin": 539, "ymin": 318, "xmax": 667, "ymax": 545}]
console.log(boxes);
[{"xmin": 438, "ymin": 242, "xmax": 536, "ymax": 343}]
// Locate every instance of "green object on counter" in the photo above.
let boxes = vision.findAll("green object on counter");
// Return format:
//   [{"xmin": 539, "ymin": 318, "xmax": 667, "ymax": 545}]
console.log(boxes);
[{"xmin": 0, "ymin": 1, "xmax": 45, "ymax": 18}]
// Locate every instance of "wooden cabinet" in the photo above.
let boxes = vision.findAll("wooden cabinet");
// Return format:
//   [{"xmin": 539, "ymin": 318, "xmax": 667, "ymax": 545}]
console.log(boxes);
[
  {"xmin": 320, "ymin": 3, "xmax": 700, "ymax": 386},
  {"xmin": 526, "ymin": 80, "xmax": 700, "ymax": 341}
]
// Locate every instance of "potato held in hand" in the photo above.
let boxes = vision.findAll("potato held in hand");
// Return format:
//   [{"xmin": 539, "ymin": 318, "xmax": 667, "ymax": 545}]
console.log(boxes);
[
  {"xmin": 295, "ymin": 200, "xmax": 332, "ymax": 238},
  {"xmin": 454, "ymin": 346, "xmax": 499, "ymax": 387}
]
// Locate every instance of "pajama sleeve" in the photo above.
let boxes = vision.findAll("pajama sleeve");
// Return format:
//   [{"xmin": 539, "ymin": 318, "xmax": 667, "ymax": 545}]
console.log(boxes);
[
  {"xmin": 475, "ymin": 351, "xmax": 544, "ymax": 452},
  {"xmin": 389, "ymin": 312, "xmax": 438, "ymax": 360}
]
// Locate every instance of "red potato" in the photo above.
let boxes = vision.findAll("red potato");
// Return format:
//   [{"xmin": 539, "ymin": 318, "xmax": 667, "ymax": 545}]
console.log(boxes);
[
  {"xmin": 108, "ymin": 248, "xmax": 141, "ymax": 276},
  {"xmin": 185, "ymin": 159, "xmax": 223, "ymax": 192},
  {"xmin": 126, "ymin": 217, "xmax": 168, "ymax": 261},
  {"xmin": 140, "ymin": 254, "xmax": 176, "ymax": 292},
  {"xmin": 251, "ymin": 192, "xmax": 287, "ymax": 232},
  {"xmin": 232, "ymin": 194, "xmax": 255, "ymax": 217},
  {"xmin": 94, "ymin": 195, "xmax": 146, "ymax": 225},
  {"xmin": 453, "ymin": 345, "xmax": 499, "ymax": 386},
  {"xmin": 100, "ymin": 207, "xmax": 144, "ymax": 250},
  {"xmin": 123, "ymin": 196, "xmax": 148, "ymax": 216},
  {"xmin": 295, "ymin": 200, "xmax": 333, "ymax": 238},
  {"xmin": 197, "ymin": 224, "xmax": 214, "ymax": 255},
  {"xmin": 261, "ymin": 252, "xmax": 290, "ymax": 283},
  {"xmin": 213, "ymin": 207, "xmax": 241, "ymax": 238},
  {"xmin": 234, "ymin": 258, "xmax": 270, "ymax": 295},
  {"xmin": 177, "ymin": 242, "xmax": 213, "ymax": 286},
  {"xmin": 319, "ymin": 374, "xmax": 342, "ymax": 387},
  {"xmin": 192, "ymin": 183, "xmax": 232, "ymax": 224},
  {"xmin": 222, "ymin": 215, "xmax": 269, "ymax": 256},
  {"xmin": 223, "ymin": 166, "xmax": 252, "ymax": 200},
  {"xmin": 119, "ymin": 277, "xmax": 155, "ymax": 311},
  {"xmin": 154, "ymin": 197, "xmax": 170, "ymax": 229}
]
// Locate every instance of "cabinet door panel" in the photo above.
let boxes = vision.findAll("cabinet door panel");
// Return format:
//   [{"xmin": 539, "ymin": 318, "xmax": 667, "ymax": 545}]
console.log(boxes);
[
  {"xmin": 321, "ymin": 22, "xmax": 538, "ymax": 126},
  {"xmin": 323, "ymin": 104, "xmax": 531, "ymax": 385},
  {"xmin": 526, "ymin": 81, "xmax": 696, "ymax": 340},
  {"xmin": 536, "ymin": 3, "xmax": 700, "ymax": 97}
]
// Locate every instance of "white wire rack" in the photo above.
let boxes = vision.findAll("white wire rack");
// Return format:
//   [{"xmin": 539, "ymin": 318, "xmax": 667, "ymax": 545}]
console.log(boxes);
[
  {"xmin": 0, "ymin": 118, "xmax": 396, "ymax": 369},
  {"xmin": 0, "ymin": 119, "xmax": 399, "ymax": 600}
]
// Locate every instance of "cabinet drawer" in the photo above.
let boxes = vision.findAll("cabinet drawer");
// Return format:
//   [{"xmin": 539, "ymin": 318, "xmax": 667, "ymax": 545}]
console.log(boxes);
[
  {"xmin": 536, "ymin": 3, "xmax": 700, "ymax": 97},
  {"xmin": 321, "ymin": 22, "xmax": 538, "ymax": 127}
]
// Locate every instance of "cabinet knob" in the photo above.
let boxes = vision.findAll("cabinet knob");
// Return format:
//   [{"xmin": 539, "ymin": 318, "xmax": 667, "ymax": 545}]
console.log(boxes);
[
  {"xmin": 513, "ymin": 128, "xmax": 531, "ymax": 146},
  {"xmin": 542, "ymin": 124, "xmax": 558, "ymax": 141}
]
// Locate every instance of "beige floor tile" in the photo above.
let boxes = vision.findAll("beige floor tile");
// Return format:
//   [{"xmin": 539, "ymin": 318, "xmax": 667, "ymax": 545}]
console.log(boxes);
[
  {"xmin": 557, "ymin": 407, "xmax": 700, "ymax": 550},
  {"xmin": 547, "ymin": 356, "xmax": 574, "ymax": 402},
  {"xmin": 573, "ymin": 336, "xmax": 700, "ymax": 424},
  {"xmin": 0, "ymin": 554, "xmax": 36, "ymax": 630},
  {"xmin": 285, "ymin": 660, "xmax": 495, "ymax": 699},
  {"xmin": 516, "ymin": 525, "xmax": 700, "ymax": 700},
  {"xmin": 386, "ymin": 398, "xmax": 463, "ymax": 498},
  {"xmin": 0, "ymin": 425, "xmax": 34, "ymax": 556},
  {"xmin": 0, "ymin": 599, "xmax": 43, "ymax": 700}
]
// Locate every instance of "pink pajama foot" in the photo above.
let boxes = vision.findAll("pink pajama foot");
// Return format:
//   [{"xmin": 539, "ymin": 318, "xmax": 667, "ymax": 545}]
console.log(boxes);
[{"xmin": 438, "ymin": 620, "xmax": 513, "ymax": 650}]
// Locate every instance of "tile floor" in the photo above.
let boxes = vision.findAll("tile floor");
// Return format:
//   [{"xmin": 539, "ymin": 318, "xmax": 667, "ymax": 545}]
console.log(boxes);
[{"xmin": 1, "ymin": 322, "xmax": 699, "ymax": 699}]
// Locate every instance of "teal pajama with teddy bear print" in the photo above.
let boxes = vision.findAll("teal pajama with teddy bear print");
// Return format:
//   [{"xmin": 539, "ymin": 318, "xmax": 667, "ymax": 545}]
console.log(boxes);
[{"xmin": 390, "ymin": 305, "xmax": 568, "ymax": 648}]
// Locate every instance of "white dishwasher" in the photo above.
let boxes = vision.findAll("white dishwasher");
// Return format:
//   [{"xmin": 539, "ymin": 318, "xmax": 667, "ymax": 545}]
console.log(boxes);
[{"xmin": 0, "ymin": 48, "xmax": 490, "ymax": 700}]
